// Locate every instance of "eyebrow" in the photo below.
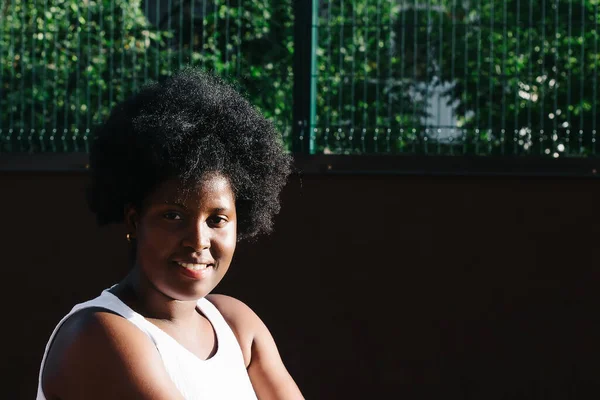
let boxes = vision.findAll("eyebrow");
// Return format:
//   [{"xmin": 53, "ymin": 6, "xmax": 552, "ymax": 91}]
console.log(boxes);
[{"xmin": 162, "ymin": 201, "xmax": 189, "ymax": 210}]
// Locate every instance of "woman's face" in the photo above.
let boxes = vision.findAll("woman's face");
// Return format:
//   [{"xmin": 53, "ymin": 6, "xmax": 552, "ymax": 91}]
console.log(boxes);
[{"xmin": 128, "ymin": 173, "xmax": 237, "ymax": 301}]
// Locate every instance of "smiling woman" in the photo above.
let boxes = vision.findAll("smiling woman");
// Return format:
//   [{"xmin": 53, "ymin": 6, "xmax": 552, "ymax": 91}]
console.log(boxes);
[
  {"xmin": 35, "ymin": 68, "xmax": 303, "ymax": 400},
  {"xmin": 129, "ymin": 175, "xmax": 238, "ymax": 302}
]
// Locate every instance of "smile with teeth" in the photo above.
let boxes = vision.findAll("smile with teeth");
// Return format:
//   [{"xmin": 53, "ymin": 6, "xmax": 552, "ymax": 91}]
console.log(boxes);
[{"xmin": 177, "ymin": 262, "xmax": 212, "ymax": 271}]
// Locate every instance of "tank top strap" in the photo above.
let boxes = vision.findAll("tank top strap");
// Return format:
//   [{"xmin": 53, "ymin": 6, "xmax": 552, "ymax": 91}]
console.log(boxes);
[
  {"xmin": 95, "ymin": 290, "xmax": 162, "ymax": 343},
  {"xmin": 197, "ymin": 297, "xmax": 246, "ymax": 365}
]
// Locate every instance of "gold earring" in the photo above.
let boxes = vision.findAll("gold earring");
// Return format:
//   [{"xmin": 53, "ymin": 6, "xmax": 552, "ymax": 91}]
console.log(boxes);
[{"xmin": 126, "ymin": 233, "xmax": 132, "ymax": 242}]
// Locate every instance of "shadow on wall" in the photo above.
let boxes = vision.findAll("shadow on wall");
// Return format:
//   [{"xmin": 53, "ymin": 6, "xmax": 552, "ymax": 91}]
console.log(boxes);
[{"xmin": 3, "ymin": 172, "xmax": 600, "ymax": 399}]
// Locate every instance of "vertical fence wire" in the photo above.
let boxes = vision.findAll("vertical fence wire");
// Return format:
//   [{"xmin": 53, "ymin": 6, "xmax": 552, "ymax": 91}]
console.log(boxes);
[
  {"xmin": 213, "ymin": 0, "xmax": 217, "ymax": 71},
  {"xmin": 156, "ymin": 0, "xmax": 160, "ymax": 78},
  {"xmin": 489, "ymin": 0, "xmax": 494, "ymax": 153},
  {"xmin": 75, "ymin": 2, "xmax": 80, "ymax": 149},
  {"xmin": 567, "ymin": 0, "xmax": 572, "ymax": 152},
  {"xmin": 109, "ymin": 0, "xmax": 115, "ymax": 108},
  {"xmin": 425, "ymin": 0, "xmax": 431, "ymax": 154},
  {"xmin": 62, "ymin": 2, "xmax": 69, "ymax": 150},
  {"xmin": 362, "ymin": 0, "xmax": 369, "ymax": 152},
  {"xmin": 41, "ymin": 0, "xmax": 48, "ymax": 150},
  {"xmin": 0, "ymin": 1, "xmax": 3, "ymax": 145},
  {"xmin": 51, "ymin": 5, "xmax": 57, "ymax": 144},
  {"xmin": 201, "ymin": 0, "xmax": 207, "ymax": 68},
  {"xmin": 86, "ymin": 1, "xmax": 91, "ymax": 137},
  {"xmin": 501, "ymin": 0, "xmax": 506, "ymax": 154},
  {"xmin": 120, "ymin": 4, "xmax": 126, "ymax": 101},
  {"xmin": 514, "ymin": 0, "xmax": 520, "ymax": 155},
  {"xmin": 579, "ymin": 0, "xmax": 585, "ymax": 152},
  {"xmin": 375, "ymin": 0, "xmax": 381, "ymax": 152},
  {"xmin": 387, "ymin": 0, "xmax": 394, "ymax": 153},
  {"xmin": 412, "ymin": 0, "xmax": 417, "ymax": 152},
  {"xmin": 437, "ymin": 0, "xmax": 443, "ymax": 154},
  {"xmin": 236, "ymin": 0, "xmax": 241, "ymax": 77},
  {"xmin": 180, "ymin": 0, "xmax": 184, "ymax": 69},
  {"xmin": 553, "ymin": 0, "xmax": 558, "ymax": 156},
  {"xmin": 167, "ymin": 0, "xmax": 172, "ymax": 73},
  {"xmin": 97, "ymin": 1, "xmax": 104, "ymax": 126},
  {"xmin": 20, "ymin": 1, "xmax": 25, "ymax": 146},
  {"xmin": 463, "ymin": 0, "xmax": 469, "ymax": 154},
  {"xmin": 351, "ymin": 0, "xmax": 356, "ymax": 143},
  {"xmin": 145, "ymin": 0, "xmax": 149, "ymax": 81},
  {"xmin": 325, "ymin": 1, "xmax": 332, "ymax": 147},
  {"xmin": 594, "ymin": 0, "xmax": 598, "ymax": 154},
  {"xmin": 30, "ymin": 0, "xmax": 36, "ymax": 147},
  {"xmin": 399, "ymin": 0, "xmax": 405, "ymax": 148},
  {"xmin": 190, "ymin": 0, "xmax": 195, "ymax": 67},
  {"xmin": 131, "ymin": 6, "xmax": 137, "ymax": 94},
  {"xmin": 475, "ymin": 0, "xmax": 481, "ymax": 154},
  {"xmin": 527, "ymin": 0, "xmax": 533, "ymax": 152},
  {"xmin": 539, "ymin": 0, "xmax": 545, "ymax": 155},
  {"xmin": 338, "ymin": 0, "xmax": 344, "ymax": 150},
  {"xmin": 225, "ymin": 0, "xmax": 230, "ymax": 71},
  {"xmin": 450, "ymin": 0, "xmax": 456, "ymax": 154}
]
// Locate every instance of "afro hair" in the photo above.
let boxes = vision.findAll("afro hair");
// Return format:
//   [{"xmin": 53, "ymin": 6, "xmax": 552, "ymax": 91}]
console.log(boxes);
[{"xmin": 87, "ymin": 67, "xmax": 292, "ymax": 240}]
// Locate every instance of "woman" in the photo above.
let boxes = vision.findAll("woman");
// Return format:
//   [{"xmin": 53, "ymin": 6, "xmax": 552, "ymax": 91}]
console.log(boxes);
[{"xmin": 37, "ymin": 68, "xmax": 303, "ymax": 399}]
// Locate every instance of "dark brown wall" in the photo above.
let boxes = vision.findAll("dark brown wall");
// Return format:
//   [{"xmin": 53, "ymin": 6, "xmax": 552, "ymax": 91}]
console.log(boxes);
[{"xmin": 3, "ymin": 172, "xmax": 600, "ymax": 399}]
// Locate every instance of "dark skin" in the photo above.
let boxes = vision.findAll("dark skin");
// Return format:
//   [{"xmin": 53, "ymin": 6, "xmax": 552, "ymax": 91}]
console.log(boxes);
[{"xmin": 42, "ymin": 173, "xmax": 303, "ymax": 399}]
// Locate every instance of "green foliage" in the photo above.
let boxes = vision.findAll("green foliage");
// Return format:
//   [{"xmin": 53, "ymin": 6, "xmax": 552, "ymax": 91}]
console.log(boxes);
[
  {"xmin": 438, "ymin": 0, "xmax": 600, "ymax": 156},
  {"xmin": 314, "ymin": 1, "xmax": 430, "ymax": 154},
  {"xmin": 315, "ymin": 0, "xmax": 600, "ymax": 156},
  {"xmin": 0, "ymin": 0, "xmax": 293, "ymax": 152},
  {"xmin": 168, "ymin": 0, "xmax": 294, "ymax": 144},
  {"xmin": 0, "ymin": 0, "xmax": 171, "ymax": 151},
  {"xmin": 2, "ymin": 0, "xmax": 598, "ymax": 156}
]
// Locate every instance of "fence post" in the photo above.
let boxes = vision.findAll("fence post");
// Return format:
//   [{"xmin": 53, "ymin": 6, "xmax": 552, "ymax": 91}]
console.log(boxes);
[{"xmin": 293, "ymin": 0, "xmax": 316, "ymax": 154}]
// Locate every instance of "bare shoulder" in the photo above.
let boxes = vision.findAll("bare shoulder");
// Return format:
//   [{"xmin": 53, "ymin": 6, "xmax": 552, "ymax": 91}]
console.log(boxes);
[
  {"xmin": 205, "ymin": 294, "xmax": 268, "ymax": 341},
  {"xmin": 206, "ymin": 294, "xmax": 304, "ymax": 399},
  {"xmin": 43, "ymin": 307, "xmax": 140, "ymax": 386},
  {"xmin": 42, "ymin": 307, "xmax": 183, "ymax": 400},
  {"xmin": 206, "ymin": 294, "xmax": 259, "ymax": 325},
  {"xmin": 206, "ymin": 294, "xmax": 261, "ymax": 366}
]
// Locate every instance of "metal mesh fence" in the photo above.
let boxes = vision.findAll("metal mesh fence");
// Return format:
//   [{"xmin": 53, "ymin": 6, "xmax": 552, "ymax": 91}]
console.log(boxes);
[
  {"xmin": 1, "ymin": 0, "xmax": 599, "ymax": 157},
  {"xmin": 312, "ymin": 0, "xmax": 600, "ymax": 156},
  {"xmin": 0, "ymin": 0, "xmax": 293, "ymax": 152}
]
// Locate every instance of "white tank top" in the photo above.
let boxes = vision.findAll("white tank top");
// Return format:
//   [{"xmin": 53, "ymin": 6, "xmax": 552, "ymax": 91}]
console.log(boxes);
[{"xmin": 36, "ymin": 289, "xmax": 258, "ymax": 400}]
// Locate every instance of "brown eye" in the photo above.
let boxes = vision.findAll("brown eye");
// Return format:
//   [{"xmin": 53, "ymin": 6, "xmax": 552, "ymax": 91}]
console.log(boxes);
[
  {"xmin": 163, "ymin": 211, "xmax": 182, "ymax": 221},
  {"xmin": 209, "ymin": 216, "xmax": 227, "ymax": 227}
]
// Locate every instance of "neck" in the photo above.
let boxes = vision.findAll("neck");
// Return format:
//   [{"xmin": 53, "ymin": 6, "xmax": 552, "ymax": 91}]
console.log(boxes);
[{"xmin": 114, "ymin": 266, "xmax": 199, "ymax": 324}]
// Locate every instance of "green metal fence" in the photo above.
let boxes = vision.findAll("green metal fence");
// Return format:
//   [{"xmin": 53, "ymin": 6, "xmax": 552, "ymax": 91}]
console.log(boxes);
[
  {"xmin": 0, "ymin": 0, "xmax": 293, "ymax": 152},
  {"xmin": 312, "ymin": 0, "xmax": 600, "ymax": 156},
  {"xmin": 1, "ymin": 0, "xmax": 599, "ymax": 158}
]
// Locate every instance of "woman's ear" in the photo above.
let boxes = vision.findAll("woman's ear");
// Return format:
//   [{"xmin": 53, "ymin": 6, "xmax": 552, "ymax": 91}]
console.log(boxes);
[{"xmin": 124, "ymin": 204, "xmax": 139, "ymax": 237}]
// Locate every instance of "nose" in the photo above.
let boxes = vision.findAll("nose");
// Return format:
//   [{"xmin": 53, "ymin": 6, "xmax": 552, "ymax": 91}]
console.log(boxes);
[{"xmin": 182, "ymin": 219, "xmax": 211, "ymax": 252}]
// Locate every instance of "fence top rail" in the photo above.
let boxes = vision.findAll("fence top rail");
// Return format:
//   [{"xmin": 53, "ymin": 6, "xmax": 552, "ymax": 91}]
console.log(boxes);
[{"xmin": 2, "ymin": 153, "xmax": 600, "ymax": 178}]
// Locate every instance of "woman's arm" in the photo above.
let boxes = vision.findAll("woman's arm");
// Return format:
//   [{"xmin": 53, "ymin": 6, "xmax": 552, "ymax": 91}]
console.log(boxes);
[
  {"xmin": 42, "ymin": 309, "xmax": 185, "ymax": 400},
  {"xmin": 246, "ymin": 316, "xmax": 304, "ymax": 400},
  {"xmin": 208, "ymin": 295, "xmax": 304, "ymax": 400}
]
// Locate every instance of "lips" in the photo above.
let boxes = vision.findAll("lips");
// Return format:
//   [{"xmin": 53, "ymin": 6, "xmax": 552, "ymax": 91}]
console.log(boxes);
[
  {"xmin": 172, "ymin": 253, "xmax": 216, "ymax": 278},
  {"xmin": 174, "ymin": 260, "xmax": 215, "ymax": 280},
  {"xmin": 177, "ymin": 262, "xmax": 212, "ymax": 271}
]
